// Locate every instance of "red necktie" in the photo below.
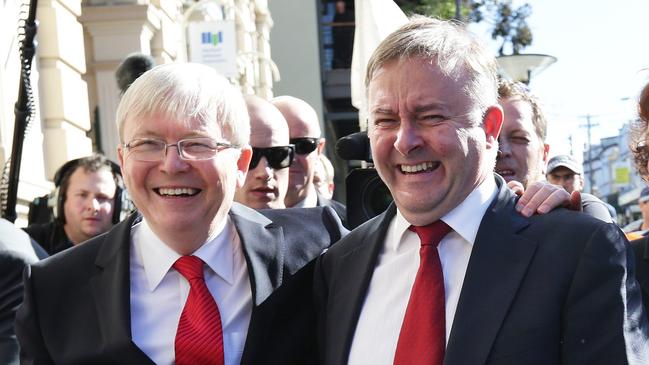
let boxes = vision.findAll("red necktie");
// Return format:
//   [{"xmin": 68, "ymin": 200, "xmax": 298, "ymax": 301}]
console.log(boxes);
[
  {"xmin": 174, "ymin": 255, "xmax": 224, "ymax": 365},
  {"xmin": 394, "ymin": 221, "xmax": 452, "ymax": 365}
]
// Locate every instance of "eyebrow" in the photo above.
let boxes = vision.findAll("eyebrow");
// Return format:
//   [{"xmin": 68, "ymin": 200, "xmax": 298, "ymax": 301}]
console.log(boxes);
[{"xmin": 370, "ymin": 103, "xmax": 449, "ymax": 115}]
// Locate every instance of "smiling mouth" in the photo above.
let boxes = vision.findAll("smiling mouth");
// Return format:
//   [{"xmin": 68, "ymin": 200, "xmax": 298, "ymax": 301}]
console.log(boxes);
[
  {"xmin": 495, "ymin": 169, "xmax": 515, "ymax": 177},
  {"xmin": 154, "ymin": 187, "xmax": 200, "ymax": 197},
  {"xmin": 399, "ymin": 161, "xmax": 440, "ymax": 174}
]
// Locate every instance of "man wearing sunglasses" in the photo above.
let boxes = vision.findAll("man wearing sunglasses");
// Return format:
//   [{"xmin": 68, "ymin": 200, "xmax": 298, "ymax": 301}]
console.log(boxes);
[
  {"xmin": 272, "ymin": 96, "xmax": 347, "ymax": 226},
  {"xmin": 235, "ymin": 96, "xmax": 294, "ymax": 209}
]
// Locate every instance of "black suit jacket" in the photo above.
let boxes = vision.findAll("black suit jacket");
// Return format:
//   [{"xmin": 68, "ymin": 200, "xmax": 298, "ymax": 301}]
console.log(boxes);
[
  {"xmin": 16, "ymin": 203, "xmax": 347, "ymax": 365},
  {"xmin": 315, "ymin": 176, "xmax": 649, "ymax": 365},
  {"xmin": 317, "ymin": 193, "xmax": 347, "ymax": 229},
  {"xmin": 0, "ymin": 219, "xmax": 42, "ymax": 365},
  {"xmin": 631, "ymin": 235, "xmax": 649, "ymax": 311}
]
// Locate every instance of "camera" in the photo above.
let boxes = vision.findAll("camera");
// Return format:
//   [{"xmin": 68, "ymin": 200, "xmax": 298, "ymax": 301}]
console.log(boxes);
[{"xmin": 336, "ymin": 132, "xmax": 393, "ymax": 229}]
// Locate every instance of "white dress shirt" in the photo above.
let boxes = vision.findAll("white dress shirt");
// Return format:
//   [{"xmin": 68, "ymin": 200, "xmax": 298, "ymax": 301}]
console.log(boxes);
[
  {"xmin": 130, "ymin": 217, "xmax": 252, "ymax": 365},
  {"xmin": 348, "ymin": 177, "xmax": 497, "ymax": 365}
]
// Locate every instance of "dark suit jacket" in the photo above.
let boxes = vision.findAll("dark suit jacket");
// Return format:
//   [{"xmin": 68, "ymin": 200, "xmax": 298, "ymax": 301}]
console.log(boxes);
[
  {"xmin": 16, "ymin": 203, "xmax": 347, "ymax": 365},
  {"xmin": 0, "ymin": 219, "xmax": 41, "ymax": 365},
  {"xmin": 317, "ymin": 193, "xmax": 347, "ymax": 229},
  {"xmin": 631, "ymin": 235, "xmax": 649, "ymax": 311},
  {"xmin": 314, "ymin": 175, "xmax": 649, "ymax": 365}
]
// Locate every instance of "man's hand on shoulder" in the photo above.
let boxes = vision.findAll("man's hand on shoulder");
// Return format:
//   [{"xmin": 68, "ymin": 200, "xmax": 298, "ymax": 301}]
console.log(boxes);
[{"xmin": 510, "ymin": 180, "xmax": 582, "ymax": 217}]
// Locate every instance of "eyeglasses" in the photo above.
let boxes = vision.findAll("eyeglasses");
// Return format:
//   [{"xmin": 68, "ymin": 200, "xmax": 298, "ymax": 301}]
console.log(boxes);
[
  {"xmin": 250, "ymin": 146, "xmax": 295, "ymax": 169},
  {"xmin": 123, "ymin": 137, "xmax": 236, "ymax": 162},
  {"xmin": 290, "ymin": 137, "xmax": 319, "ymax": 155}
]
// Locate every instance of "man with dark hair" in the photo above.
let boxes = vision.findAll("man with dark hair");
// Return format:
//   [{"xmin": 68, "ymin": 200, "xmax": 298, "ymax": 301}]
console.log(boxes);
[{"xmin": 23, "ymin": 153, "xmax": 122, "ymax": 254}]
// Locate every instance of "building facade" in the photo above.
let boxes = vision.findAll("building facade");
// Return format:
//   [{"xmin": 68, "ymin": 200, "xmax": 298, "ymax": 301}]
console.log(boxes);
[{"xmin": 1, "ymin": 0, "xmax": 279, "ymax": 225}]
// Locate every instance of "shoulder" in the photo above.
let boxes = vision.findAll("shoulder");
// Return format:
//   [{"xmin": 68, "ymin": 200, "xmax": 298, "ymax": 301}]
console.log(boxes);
[
  {"xmin": 260, "ymin": 206, "xmax": 348, "ymax": 242},
  {"xmin": 322, "ymin": 204, "xmax": 392, "ymax": 261},
  {"xmin": 580, "ymin": 193, "xmax": 615, "ymax": 223},
  {"xmin": 631, "ymin": 235, "xmax": 649, "ymax": 264},
  {"xmin": 22, "ymin": 221, "xmax": 54, "ymax": 241},
  {"xmin": 29, "ymin": 214, "xmax": 135, "ymax": 285}
]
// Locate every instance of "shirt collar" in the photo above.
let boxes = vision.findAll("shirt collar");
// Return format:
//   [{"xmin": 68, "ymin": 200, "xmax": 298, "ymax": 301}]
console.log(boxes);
[
  {"xmin": 136, "ymin": 217, "xmax": 236, "ymax": 291},
  {"xmin": 292, "ymin": 184, "xmax": 319, "ymax": 208},
  {"xmin": 393, "ymin": 176, "xmax": 498, "ymax": 246}
]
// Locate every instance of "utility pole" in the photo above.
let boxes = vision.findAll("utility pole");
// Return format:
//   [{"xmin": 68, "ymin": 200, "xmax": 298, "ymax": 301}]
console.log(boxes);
[{"xmin": 580, "ymin": 114, "xmax": 599, "ymax": 194}]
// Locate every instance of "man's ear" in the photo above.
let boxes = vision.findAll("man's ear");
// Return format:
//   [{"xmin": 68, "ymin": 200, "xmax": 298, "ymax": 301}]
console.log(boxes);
[
  {"xmin": 541, "ymin": 143, "xmax": 550, "ymax": 174},
  {"xmin": 482, "ymin": 105, "xmax": 503, "ymax": 149},
  {"xmin": 317, "ymin": 138, "xmax": 326, "ymax": 155},
  {"xmin": 236, "ymin": 145, "xmax": 252, "ymax": 187},
  {"xmin": 117, "ymin": 144, "xmax": 125, "ymax": 171}
]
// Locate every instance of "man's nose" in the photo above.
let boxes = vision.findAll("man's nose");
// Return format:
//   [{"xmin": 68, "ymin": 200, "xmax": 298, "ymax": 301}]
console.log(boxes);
[
  {"xmin": 255, "ymin": 157, "xmax": 273, "ymax": 179},
  {"xmin": 497, "ymin": 138, "xmax": 512, "ymax": 159},
  {"xmin": 394, "ymin": 122, "xmax": 423, "ymax": 156},
  {"xmin": 87, "ymin": 197, "xmax": 100, "ymax": 212},
  {"xmin": 161, "ymin": 144, "xmax": 190, "ymax": 173}
]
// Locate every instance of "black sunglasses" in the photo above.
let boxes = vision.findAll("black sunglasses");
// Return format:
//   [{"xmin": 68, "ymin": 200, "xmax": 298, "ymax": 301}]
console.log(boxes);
[
  {"xmin": 290, "ymin": 137, "xmax": 319, "ymax": 155},
  {"xmin": 250, "ymin": 146, "xmax": 295, "ymax": 170}
]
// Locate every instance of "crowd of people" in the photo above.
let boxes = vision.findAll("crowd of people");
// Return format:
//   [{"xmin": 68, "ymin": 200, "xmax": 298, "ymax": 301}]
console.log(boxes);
[{"xmin": 1, "ymin": 13, "xmax": 649, "ymax": 365}]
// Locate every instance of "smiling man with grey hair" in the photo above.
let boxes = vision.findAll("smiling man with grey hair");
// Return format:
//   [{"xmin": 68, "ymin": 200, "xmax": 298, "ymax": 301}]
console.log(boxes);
[{"xmin": 16, "ymin": 63, "xmax": 347, "ymax": 365}]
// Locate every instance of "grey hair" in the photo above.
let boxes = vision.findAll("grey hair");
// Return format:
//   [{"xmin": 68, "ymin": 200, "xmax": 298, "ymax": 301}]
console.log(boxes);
[
  {"xmin": 115, "ymin": 63, "xmax": 250, "ymax": 147},
  {"xmin": 365, "ymin": 15, "xmax": 499, "ymax": 123}
]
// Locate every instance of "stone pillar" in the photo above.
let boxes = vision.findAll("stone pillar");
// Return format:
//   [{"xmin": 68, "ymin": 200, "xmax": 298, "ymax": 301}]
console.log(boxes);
[
  {"xmin": 253, "ymin": 0, "xmax": 274, "ymax": 99},
  {"xmin": 38, "ymin": 0, "xmax": 93, "ymax": 178},
  {"xmin": 82, "ymin": 4, "xmax": 159, "ymax": 162}
]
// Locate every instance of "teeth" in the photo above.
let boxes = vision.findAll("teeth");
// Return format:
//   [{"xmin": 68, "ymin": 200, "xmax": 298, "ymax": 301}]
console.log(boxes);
[
  {"xmin": 158, "ymin": 188, "xmax": 198, "ymax": 196},
  {"xmin": 401, "ymin": 162, "xmax": 435, "ymax": 173}
]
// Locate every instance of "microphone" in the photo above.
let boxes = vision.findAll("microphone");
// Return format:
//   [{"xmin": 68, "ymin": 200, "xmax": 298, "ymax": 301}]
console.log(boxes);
[
  {"xmin": 336, "ymin": 132, "xmax": 373, "ymax": 162},
  {"xmin": 115, "ymin": 53, "xmax": 156, "ymax": 94}
]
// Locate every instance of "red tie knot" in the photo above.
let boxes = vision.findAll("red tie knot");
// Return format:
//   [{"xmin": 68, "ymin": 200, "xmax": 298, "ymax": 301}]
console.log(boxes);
[
  {"xmin": 409, "ymin": 220, "xmax": 452, "ymax": 247},
  {"xmin": 173, "ymin": 255, "xmax": 205, "ymax": 281}
]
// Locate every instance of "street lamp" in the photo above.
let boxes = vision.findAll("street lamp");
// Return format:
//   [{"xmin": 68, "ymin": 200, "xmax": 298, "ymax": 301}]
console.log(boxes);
[{"xmin": 496, "ymin": 53, "xmax": 557, "ymax": 85}]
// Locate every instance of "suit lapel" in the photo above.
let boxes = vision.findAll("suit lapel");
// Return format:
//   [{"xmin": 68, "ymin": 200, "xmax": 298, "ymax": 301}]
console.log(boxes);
[
  {"xmin": 229, "ymin": 203, "xmax": 284, "ymax": 306},
  {"xmin": 445, "ymin": 178, "xmax": 537, "ymax": 365},
  {"xmin": 89, "ymin": 213, "xmax": 154, "ymax": 364},
  {"xmin": 329, "ymin": 204, "xmax": 396, "ymax": 365}
]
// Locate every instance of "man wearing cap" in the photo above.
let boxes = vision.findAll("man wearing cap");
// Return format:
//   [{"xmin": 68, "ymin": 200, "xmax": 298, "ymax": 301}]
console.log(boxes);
[
  {"xmin": 546, "ymin": 154, "xmax": 617, "ymax": 222},
  {"xmin": 624, "ymin": 187, "xmax": 649, "ymax": 240}
]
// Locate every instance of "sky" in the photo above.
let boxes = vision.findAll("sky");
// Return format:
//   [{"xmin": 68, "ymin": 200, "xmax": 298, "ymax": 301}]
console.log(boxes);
[{"xmin": 469, "ymin": 0, "xmax": 649, "ymax": 160}]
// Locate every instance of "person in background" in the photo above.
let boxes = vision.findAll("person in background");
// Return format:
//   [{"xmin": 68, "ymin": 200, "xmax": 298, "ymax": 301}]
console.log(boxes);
[
  {"xmin": 23, "ymin": 154, "xmax": 122, "ymax": 254},
  {"xmin": 271, "ymin": 95, "xmax": 347, "ymax": 226},
  {"xmin": 234, "ymin": 95, "xmax": 294, "ymax": 209},
  {"xmin": 496, "ymin": 80, "xmax": 613, "ymax": 222},
  {"xmin": 626, "ymin": 187, "xmax": 649, "ymax": 240},
  {"xmin": 629, "ymin": 80, "xmax": 649, "ymax": 309},
  {"xmin": 16, "ymin": 63, "xmax": 347, "ymax": 365},
  {"xmin": 314, "ymin": 16, "xmax": 648, "ymax": 365},
  {"xmin": 313, "ymin": 153, "xmax": 335, "ymax": 200},
  {"xmin": 331, "ymin": 0, "xmax": 354, "ymax": 69},
  {"xmin": 546, "ymin": 154, "xmax": 617, "ymax": 222}
]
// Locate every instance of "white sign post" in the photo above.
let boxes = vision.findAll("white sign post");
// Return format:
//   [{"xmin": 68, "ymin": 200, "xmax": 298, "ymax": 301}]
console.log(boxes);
[{"xmin": 187, "ymin": 20, "xmax": 238, "ymax": 78}]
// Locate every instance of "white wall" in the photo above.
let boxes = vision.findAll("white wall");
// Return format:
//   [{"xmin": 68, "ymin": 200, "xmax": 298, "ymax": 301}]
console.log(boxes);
[{"xmin": 268, "ymin": 0, "xmax": 324, "ymax": 125}]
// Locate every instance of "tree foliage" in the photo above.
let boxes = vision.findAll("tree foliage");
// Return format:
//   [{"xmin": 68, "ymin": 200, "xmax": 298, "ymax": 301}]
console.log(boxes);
[{"xmin": 396, "ymin": 0, "xmax": 533, "ymax": 56}]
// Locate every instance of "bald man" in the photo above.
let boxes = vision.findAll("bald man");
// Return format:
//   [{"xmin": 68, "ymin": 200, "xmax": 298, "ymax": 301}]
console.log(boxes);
[
  {"xmin": 235, "ymin": 95, "xmax": 294, "ymax": 209},
  {"xmin": 271, "ymin": 96, "xmax": 347, "ymax": 226}
]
